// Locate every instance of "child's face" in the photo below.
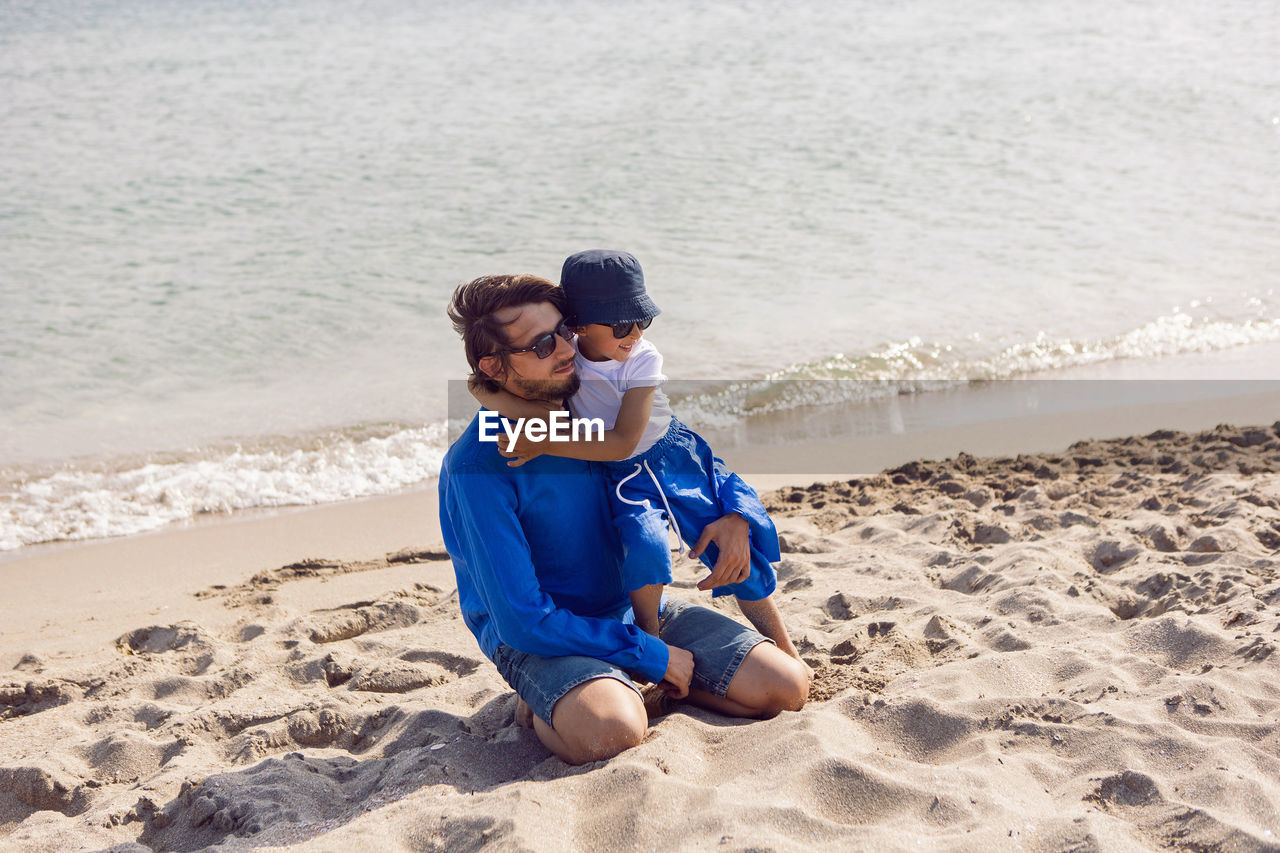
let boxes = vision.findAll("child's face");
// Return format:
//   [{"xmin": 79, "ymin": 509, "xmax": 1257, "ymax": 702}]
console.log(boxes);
[{"xmin": 576, "ymin": 321, "xmax": 646, "ymax": 363}]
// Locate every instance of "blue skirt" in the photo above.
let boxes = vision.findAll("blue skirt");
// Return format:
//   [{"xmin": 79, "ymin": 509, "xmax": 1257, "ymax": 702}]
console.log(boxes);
[{"xmin": 602, "ymin": 419, "xmax": 779, "ymax": 601}]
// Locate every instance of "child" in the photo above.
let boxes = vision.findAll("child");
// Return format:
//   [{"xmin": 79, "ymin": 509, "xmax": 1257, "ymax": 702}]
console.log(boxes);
[{"xmin": 474, "ymin": 249, "xmax": 801, "ymax": 663}]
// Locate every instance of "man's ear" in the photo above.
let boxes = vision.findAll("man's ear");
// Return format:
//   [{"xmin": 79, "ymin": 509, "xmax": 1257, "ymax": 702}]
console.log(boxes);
[{"xmin": 478, "ymin": 355, "xmax": 505, "ymax": 383}]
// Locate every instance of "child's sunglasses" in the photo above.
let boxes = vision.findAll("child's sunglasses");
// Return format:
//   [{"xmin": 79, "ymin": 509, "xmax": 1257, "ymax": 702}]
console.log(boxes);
[
  {"xmin": 611, "ymin": 317, "xmax": 653, "ymax": 339},
  {"xmin": 494, "ymin": 319, "xmax": 573, "ymax": 359}
]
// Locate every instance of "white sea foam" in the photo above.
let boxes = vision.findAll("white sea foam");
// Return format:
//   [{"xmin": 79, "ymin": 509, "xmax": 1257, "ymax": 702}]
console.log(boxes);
[
  {"xmin": 674, "ymin": 308, "xmax": 1280, "ymax": 431},
  {"xmin": 0, "ymin": 423, "xmax": 448, "ymax": 551}
]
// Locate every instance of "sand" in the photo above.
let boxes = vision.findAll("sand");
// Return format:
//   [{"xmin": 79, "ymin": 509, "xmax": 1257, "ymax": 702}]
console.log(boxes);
[{"xmin": 2, "ymin": 420, "xmax": 1279, "ymax": 852}]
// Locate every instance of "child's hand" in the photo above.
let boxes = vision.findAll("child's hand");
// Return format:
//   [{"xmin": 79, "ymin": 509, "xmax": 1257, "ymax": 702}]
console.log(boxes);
[
  {"xmin": 499, "ymin": 435, "xmax": 543, "ymax": 467},
  {"xmin": 691, "ymin": 513, "xmax": 752, "ymax": 590}
]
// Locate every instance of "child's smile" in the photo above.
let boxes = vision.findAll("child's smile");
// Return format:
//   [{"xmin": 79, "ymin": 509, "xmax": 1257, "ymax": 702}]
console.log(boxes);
[{"xmin": 576, "ymin": 322, "xmax": 647, "ymax": 363}]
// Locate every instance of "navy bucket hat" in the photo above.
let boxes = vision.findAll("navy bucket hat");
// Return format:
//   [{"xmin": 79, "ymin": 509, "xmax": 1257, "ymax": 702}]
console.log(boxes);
[{"xmin": 560, "ymin": 249, "xmax": 661, "ymax": 326}]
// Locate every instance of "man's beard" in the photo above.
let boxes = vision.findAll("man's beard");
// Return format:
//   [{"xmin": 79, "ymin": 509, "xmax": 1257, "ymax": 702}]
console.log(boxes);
[{"xmin": 507, "ymin": 360, "xmax": 580, "ymax": 403}]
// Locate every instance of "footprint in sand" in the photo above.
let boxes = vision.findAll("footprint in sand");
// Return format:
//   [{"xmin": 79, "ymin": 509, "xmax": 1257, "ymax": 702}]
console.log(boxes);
[
  {"xmin": 1084, "ymin": 769, "xmax": 1275, "ymax": 850},
  {"xmin": 0, "ymin": 764, "xmax": 86, "ymax": 816},
  {"xmin": 0, "ymin": 679, "xmax": 84, "ymax": 720},
  {"xmin": 305, "ymin": 600, "xmax": 425, "ymax": 644},
  {"xmin": 1090, "ymin": 540, "xmax": 1142, "ymax": 574},
  {"xmin": 346, "ymin": 650, "xmax": 481, "ymax": 694},
  {"xmin": 804, "ymin": 757, "xmax": 970, "ymax": 826}
]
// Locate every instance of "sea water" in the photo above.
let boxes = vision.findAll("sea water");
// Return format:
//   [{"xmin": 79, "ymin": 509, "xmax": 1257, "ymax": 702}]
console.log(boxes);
[{"xmin": 2, "ymin": 0, "xmax": 1278, "ymax": 549}]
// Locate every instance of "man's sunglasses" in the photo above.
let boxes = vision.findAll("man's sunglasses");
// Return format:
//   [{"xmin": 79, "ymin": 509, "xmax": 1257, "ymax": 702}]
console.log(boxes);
[
  {"xmin": 610, "ymin": 317, "xmax": 653, "ymax": 339},
  {"xmin": 494, "ymin": 319, "xmax": 574, "ymax": 359}
]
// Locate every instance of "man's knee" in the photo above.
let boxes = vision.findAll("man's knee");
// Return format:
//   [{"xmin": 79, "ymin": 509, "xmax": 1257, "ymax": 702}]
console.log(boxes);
[
  {"xmin": 572, "ymin": 706, "xmax": 646, "ymax": 763},
  {"xmin": 551, "ymin": 678, "xmax": 647, "ymax": 764},
  {"xmin": 738, "ymin": 643, "xmax": 810, "ymax": 717},
  {"xmin": 772, "ymin": 654, "xmax": 811, "ymax": 713},
  {"xmin": 753, "ymin": 651, "xmax": 809, "ymax": 716}
]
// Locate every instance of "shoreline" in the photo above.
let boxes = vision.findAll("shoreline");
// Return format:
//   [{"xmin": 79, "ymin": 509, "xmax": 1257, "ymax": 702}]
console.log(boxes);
[
  {"xmin": 4, "ymin": 384, "xmax": 1278, "ymax": 661},
  {"xmin": 5, "ymin": 341, "xmax": 1280, "ymax": 556}
]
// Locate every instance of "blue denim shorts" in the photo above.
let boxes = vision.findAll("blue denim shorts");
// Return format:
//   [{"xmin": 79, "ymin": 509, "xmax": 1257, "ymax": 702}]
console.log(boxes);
[{"xmin": 491, "ymin": 598, "xmax": 772, "ymax": 726}]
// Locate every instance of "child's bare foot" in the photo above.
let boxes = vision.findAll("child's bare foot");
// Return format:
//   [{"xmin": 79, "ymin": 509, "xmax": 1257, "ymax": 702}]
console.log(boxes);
[{"xmin": 514, "ymin": 696, "xmax": 534, "ymax": 729}]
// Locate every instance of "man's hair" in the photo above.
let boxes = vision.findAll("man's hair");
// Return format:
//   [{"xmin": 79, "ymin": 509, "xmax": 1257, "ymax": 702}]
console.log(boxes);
[{"xmin": 447, "ymin": 274, "xmax": 566, "ymax": 393}]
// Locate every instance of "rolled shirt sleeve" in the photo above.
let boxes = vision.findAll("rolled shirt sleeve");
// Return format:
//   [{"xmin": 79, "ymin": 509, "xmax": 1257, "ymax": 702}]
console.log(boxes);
[{"xmin": 713, "ymin": 465, "xmax": 783, "ymax": 565}]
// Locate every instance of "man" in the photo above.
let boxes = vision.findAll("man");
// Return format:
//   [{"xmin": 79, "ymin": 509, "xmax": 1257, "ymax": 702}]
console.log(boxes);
[{"xmin": 439, "ymin": 273, "xmax": 809, "ymax": 765}]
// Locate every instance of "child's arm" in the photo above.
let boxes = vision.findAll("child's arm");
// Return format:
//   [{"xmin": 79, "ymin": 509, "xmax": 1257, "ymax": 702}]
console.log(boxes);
[
  {"xmin": 503, "ymin": 386, "xmax": 656, "ymax": 464},
  {"xmin": 470, "ymin": 383, "xmax": 560, "ymax": 421}
]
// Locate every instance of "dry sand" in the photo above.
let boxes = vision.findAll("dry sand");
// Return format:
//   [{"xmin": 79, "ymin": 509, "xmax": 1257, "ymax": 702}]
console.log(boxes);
[{"xmin": 3, "ymin": 421, "xmax": 1279, "ymax": 852}]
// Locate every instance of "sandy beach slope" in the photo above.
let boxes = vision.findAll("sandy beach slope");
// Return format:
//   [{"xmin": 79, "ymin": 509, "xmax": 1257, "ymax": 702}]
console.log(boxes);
[{"xmin": 2, "ymin": 422, "xmax": 1279, "ymax": 852}]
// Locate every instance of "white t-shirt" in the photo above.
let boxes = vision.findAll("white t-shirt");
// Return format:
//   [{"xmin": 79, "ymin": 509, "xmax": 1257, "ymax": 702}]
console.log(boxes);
[{"xmin": 570, "ymin": 337, "xmax": 673, "ymax": 458}]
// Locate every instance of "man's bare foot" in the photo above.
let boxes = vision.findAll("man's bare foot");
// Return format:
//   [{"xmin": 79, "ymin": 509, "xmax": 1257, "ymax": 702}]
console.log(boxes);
[
  {"xmin": 640, "ymin": 683, "xmax": 676, "ymax": 719},
  {"xmin": 514, "ymin": 696, "xmax": 534, "ymax": 729}
]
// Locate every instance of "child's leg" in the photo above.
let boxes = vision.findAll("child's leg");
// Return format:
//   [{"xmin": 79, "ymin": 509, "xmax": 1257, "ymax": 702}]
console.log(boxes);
[
  {"xmin": 616, "ymin": 506, "xmax": 674, "ymax": 583},
  {"xmin": 734, "ymin": 594, "xmax": 804, "ymax": 665},
  {"xmin": 706, "ymin": 548, "xmax": 803, "ymax": 665},
  {"xmin": 610, "ymin": 480, "xmax": 675, "ymax": 634},
  {"xmin": 629, "ymin": 583, "xmax": 663, "ymax": 637},
  {"xmin": 687, "ymin": 537, "xmax": 804, "ymax": 667}
]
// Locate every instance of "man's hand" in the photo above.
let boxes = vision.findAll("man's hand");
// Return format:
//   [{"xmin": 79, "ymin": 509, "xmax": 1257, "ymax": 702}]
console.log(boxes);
[
  {"xmin": 659, "ymin": 644, "xmax": 694, "ymax": 699},
  {"xmin": 690, "ymin": 512, "xmax": 751, "ymax": 591}
]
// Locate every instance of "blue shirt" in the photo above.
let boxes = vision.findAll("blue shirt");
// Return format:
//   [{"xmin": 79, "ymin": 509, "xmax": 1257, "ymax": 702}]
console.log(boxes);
[{"xmin": 438, "ymin": 410, "xmax": 670, "ymax": 684}]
